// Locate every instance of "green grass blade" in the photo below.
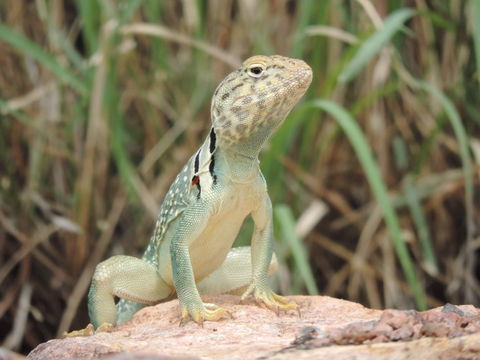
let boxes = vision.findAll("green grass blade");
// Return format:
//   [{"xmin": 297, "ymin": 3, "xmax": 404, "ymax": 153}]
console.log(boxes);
[
  {"xmin": 471, "ymin": 0, "xmax": 480, "ymax": 86},
  {"xmin": 0, "ymin": 24, "xmax": 88, "ymax": 95},
  {"xmin": 309, "ymin": 99, "xmax": 426, "ymax": 310},
  {"xmin": 262, "ymin": 105, "xmax": 322, "ymax": 202},
  {"xmin": 274, "ymin": 204, "xmax": 319, "ymax": 295},
  {"xmin": 290, "ymin": 0, "xmax": 314, "ymax": 57},
  {"xmin": 76, "ymin": 0, "xmax": 100, "ymax": 55},
  {"xmin": 392, "ymin": 136, "xmax": 437, "ymax": 274},
  {"xmin": 414, "ymin": 81, "xmax": 475, "ymax": 242},
  {"xmin": 403, "ymin": 176, "xmax": 438, "ymax": 275},
  {"xmin": 338, "ymin": 8, "xmax": 416, "ymax": 83},
  {"xmin": 0, "ymin": 98, "xmax": 35, "ymax": 124},
  {"xmin": 35, "ymin": 2, "xmax": 87, "ymax": 73},
  {"xmin": 52, "ymin": 28, "xmax": 88, "ymax": 73},
  {"xmin": 119, "ymin": 0, "xmax": 144, "ymax": 25}
]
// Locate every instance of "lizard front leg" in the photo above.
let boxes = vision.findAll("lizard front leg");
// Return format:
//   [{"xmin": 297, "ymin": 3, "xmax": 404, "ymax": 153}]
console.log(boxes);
[
  {"xmin": 170, "ymin": 205, "xmax": 230, "ymax": 324},
  {"xmin": 241, "ymin": 195, "xmax": 298, "ymax": 313}
]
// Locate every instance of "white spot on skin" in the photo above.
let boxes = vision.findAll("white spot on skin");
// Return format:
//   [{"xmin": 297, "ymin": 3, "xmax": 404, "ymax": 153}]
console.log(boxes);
[{"xmin": 183, "ymin": 175, "xmax": 188, "ymax": 182}]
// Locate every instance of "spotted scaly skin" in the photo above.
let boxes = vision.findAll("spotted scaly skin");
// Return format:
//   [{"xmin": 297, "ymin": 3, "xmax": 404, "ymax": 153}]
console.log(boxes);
[{"xmin": 87, "ymin": 55, "xmax": 312, "ymax": 328}]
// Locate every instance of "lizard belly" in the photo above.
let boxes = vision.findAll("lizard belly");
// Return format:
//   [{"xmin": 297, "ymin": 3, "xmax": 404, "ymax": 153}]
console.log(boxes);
[
  {"xmin": 157, "ymin": 180, "xmax": 264, "ymax": 287},
  {"xmin": 188, "ymin": 177, "xmax": 265, "ymax": 281},
  {"xmin": 188, "ymin": 205, "xmax": 249, "ymax": 281}
]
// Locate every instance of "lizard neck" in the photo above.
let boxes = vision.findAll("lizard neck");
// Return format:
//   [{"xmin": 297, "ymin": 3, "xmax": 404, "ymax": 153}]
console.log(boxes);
[
  {"xmin": 221, "ymin": 118, "xmax": 278, "ymax": 159},
  {"xmin": 191, "ymin": 127, "xmax": 261, "ymax": 186},
  {"xmin": 216, "ymin": 146, "xmax": 260, "ymax": 184}
]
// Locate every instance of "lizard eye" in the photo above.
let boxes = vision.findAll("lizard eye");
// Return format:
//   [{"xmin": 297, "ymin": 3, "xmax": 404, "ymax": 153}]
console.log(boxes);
[{"xmin": 247, "ymin": 64, "xmax": 265, "ymax": 78}]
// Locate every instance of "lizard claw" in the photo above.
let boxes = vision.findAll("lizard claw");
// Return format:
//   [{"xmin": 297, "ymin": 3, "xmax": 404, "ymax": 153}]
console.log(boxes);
[
  {"xmin": 63, "ymin": 323, "xmax": 95, "ymax": 338},
  {"xmin": 244, "ymin": 287, "xmax": 300, "ymax": 316},
  {"xmin": 257, "ymin": 291, "xmax": 298, "ymax": 313},
  {"xmin": 96, "ymin": 322, "xmax": 114, "ymax": 332},
  {"xmin": 179, "ymin": 303, "xmax": 230, "ymax": 326},
  {"xmin": 63, "ymin": 322, "xmax": 113, "ymax": 337}
]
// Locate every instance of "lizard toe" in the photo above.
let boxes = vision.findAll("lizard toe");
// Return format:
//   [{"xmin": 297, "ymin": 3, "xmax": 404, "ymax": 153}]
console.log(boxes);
[
  {"xmin": 254, "ymin": 291, "xmax": 299, "ymax": 315},
  {"xmin": 96, "ymin": 322, "xmax": 114, "ymax": 332},
  {"xmin": 180, "ymin": 303, "xmax": 230, "ymax": 325},
  {"xmin": 63, "ymin": 323, "xmax": 100, "ymax": 337}
]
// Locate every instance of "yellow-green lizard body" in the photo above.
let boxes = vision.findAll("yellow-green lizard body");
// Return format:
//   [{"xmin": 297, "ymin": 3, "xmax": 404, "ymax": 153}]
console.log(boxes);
[{"xmin": 87, "ymin": 55, "xmax": 312, "ymax": 327}]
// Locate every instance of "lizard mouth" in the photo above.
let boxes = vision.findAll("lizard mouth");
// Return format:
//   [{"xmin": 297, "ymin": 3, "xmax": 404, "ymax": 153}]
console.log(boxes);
[{"xmin": 285, "ymin": 67, "xmax": 313, "ymax": 92}]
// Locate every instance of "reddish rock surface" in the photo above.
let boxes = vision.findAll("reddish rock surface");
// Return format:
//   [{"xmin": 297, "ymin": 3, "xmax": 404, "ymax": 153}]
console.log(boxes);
[{"xmin": 28, "ymin": 296, "xmax": 480, "ymax": 360}]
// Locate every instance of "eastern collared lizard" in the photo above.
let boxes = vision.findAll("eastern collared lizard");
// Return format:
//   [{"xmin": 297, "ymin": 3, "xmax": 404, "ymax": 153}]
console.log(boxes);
[{"xmin": 87, "ymin": 55, "xmax": 312, "ymax": 329}]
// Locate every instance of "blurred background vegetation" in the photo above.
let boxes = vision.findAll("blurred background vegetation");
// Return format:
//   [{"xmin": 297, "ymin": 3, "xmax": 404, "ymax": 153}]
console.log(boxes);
[{"xmin": 0, "ymin": 0, "xmax": 479, "ymax": 354}]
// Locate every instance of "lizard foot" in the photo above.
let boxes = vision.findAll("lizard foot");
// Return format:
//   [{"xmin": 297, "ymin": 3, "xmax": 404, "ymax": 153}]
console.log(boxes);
[
  {"xmin": 63, "ymin": 323, "xmax": 94, "ymax": 337},
  {"xmin": 180, "ymin": 303, "xmax": 231, "ymax": 326},
  {"xmin": 242, "ymin": 287, "xmax": 300, "ymax": 317},
  {"xmin": 63, "ymin": 322, "xmax": 113, "ymax": 337}
]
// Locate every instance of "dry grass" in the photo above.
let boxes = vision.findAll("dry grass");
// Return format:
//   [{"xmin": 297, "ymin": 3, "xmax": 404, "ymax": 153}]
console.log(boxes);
[{"xmin": 0, "ymin": 0, "xmax": 478, "ymax": 354}]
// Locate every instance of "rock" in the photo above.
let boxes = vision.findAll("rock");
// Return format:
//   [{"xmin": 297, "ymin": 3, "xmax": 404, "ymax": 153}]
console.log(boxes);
[{"xmin": 28, "ymin": 296, "xmax": 480, "ymax": 360}]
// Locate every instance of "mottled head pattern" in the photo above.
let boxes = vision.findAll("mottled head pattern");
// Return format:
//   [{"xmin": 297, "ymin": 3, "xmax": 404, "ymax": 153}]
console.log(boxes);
[{"xmin": 211, "ymin": 55, "xmax": 312, "ymax": 156}]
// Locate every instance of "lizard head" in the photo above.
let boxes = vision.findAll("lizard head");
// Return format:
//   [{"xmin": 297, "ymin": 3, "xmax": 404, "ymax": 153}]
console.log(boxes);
[{"xmin": 211, "ymin": 55, "xmax": 312, "ymax": 157}]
